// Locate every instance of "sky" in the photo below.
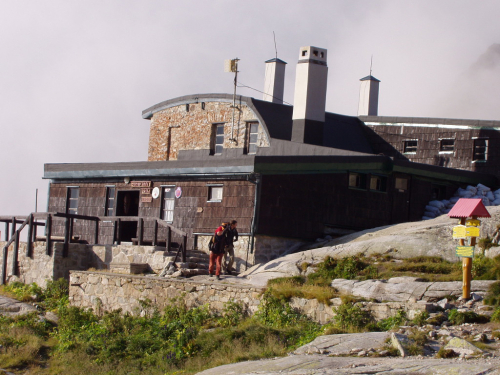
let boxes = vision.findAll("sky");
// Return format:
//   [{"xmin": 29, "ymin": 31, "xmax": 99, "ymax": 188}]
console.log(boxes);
[{"xmin": 1, "ymin": 0, "xmax": 500, "ymax": 218}]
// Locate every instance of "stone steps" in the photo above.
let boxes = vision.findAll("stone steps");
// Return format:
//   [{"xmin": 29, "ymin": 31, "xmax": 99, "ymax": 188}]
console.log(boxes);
[{"xmin": 175, "ymin": 261, "xmax": 209, "ymax": 270}]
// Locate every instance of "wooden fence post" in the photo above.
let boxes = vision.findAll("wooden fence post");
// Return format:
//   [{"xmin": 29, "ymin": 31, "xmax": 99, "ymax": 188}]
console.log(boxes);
[
  {"xmin": 26, "ymin": 214, "xmax": 33, "ymax": 257},
  {"xmin": 1, "ymin": 246, "xmax": 7, "ymax": 285},
  {"xmin": 166, "ymin": 227, "xmax": 171, "ymax": 252},
  {"xmin": 116, "ymin": 219, "xmax": 121, "ymax": 245},
  {"xmin": 4, "ymin": 222, "xmax": 9, "ymax": 241},
  {"xmin": 46, "ymin": 215, "xmax": 52, "ymax": 256},
  {"xmin": 152, "ymin": 220, "xmax": 158, "ymax": 246},
  {"xmin": 12, "ymin": 230, "xmax": 19, "ymax": 276},
  {"xmin": 63, "ymin": 217, "xmax": 70, "ymax": 258},
  {"xmin": 10, "ymin": 217, "xmax": 15, "ymax": 237},
  {"xmin": 138, "ymin": 218, "xmax": 143, "ymax": 245},
  {"xmin": 182, "ymin": 235, "xmax": 187, "ymax": 262},
  {"xmin": 94, "ymin": 220, "xmax": 99, "ymax": 245}
]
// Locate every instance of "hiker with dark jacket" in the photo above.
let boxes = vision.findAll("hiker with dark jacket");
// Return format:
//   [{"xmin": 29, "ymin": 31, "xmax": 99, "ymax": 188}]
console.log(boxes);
[
  {"xmin": 223, "ymin": 220, "xmax": 238, "ymax": 275},
  {"xmin": 209, "ymin": 222, "xmax": 227, "ymax": 280}
]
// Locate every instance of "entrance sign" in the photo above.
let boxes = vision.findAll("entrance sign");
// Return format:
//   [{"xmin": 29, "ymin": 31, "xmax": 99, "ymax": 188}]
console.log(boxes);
[
  {"xmin": 131, "ymin": 181, "xmax": 152, "ymax": 188},
  {"xmin": 456, "ymin": 246, "xmax": 474, "ymax": 258}
]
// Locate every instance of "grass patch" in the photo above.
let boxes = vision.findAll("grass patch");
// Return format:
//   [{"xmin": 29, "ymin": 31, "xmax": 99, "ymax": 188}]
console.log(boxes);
[
  {"xmin": 267, "ymin": 277, "xmax": 337, "ymax": 305},
  {"xmin": 436, "ymin": 347, "xmax": 458, "ymax": 358},
  {"xmin": 448, "ymin": 309, "xmax": 490, "ymax": 325},
  {"xmin": 484, "ymin": 281, "xmax": 500, "ymax": 306}
]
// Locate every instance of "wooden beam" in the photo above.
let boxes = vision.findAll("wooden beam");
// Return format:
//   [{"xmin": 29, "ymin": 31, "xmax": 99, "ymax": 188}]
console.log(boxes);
[
  {"xmin": 46, "ymin": 215, "xmax": 52, "ymax": 256},
  {"xmin": 63, "ymin": 217, "xmax": 70, "ymax": 258},
  {"xmin": 182, "ymin": 235, "xmax": 187, "ymax": 262},
  {"xmin": 138, "ymin": 218, "xmax": 143, "ymax": 245},
  {"xmin": 94, "ymin": 220, "xmax": 99, "ymax": 244},
  {"xmin": 152, "ymin": 220, "xmax": 158, "ymax": 246},
  {"xmin": 166, "ymin": 227, "xmax": 171, "ymax": 253},
  {"xmin": 10, "ymin": 217, "xmax": 15, "ymax": 237},
  {"xmin": 4, "ymin": 222, "xmax": 8, "ymax": 241},
  {"xmin": 1, "ymin": 246, "xmax": 7, "ymax": 285},
  {"xmin": 12, "ymin": 230, "xmax": 19, "ymax": 276},
  {"xmin": 26, "ymin": 214, "xmax": 33, "ymax": 257},
  {"xmin": 116, "ymin": 219, "xmax": 121, "ymax": 245}
]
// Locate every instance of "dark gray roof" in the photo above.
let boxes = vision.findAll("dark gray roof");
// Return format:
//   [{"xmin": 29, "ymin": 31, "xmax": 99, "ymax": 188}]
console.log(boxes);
[
  {"xmin": 44, "ymin": 158, "xmax": 255, "ymax": 180},
  {"xmin": 360, "ymin": 115, "xmax": 500, "ymax": 128},
  {"xmin": 264, "ymin": 58, "xmax": 287, "ymax": 64},
  {"xmin": 360, "ymin": 75, "xmax": 381, "ymax": 82}
]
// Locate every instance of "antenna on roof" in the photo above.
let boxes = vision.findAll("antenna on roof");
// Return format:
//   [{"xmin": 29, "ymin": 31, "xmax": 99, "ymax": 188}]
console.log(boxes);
[
  {"xmin": 273, "ymin": 31, "xmax": 278, "ymax": 60},
  {"xmin": 370, "ymin": 55, "xmax": 373, "ymax": 76}
]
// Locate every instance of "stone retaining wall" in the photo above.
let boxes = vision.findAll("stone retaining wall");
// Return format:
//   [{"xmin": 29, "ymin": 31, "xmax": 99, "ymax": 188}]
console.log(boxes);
[
  {"xmin": 69, "ymin": 271, "xmax": 439, "ymax": 324},
  {"xmin": 69, "ymin": 271, "xmax": 264, "ymax": 315}
]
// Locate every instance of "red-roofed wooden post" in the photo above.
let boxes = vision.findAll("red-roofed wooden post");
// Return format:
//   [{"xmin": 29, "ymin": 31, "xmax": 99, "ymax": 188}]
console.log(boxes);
[{"xmin": 448, "ymin": 198, "xmax": 491, "ymax": 300}]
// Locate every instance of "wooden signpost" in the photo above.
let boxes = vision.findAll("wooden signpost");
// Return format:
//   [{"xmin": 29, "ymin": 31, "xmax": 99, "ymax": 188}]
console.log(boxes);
[{"xmin": 448, "ymin": 198, "xmax": 491, "ymax": 300}]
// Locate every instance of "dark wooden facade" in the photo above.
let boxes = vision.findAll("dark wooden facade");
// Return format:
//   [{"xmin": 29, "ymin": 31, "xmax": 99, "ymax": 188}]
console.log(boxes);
[
  {"xmin": 258, "ymin": 172, "xmax": 458, "ymax": 240},
  {"xmin": 48, "ymin": 179, "xmax": 255, "ymax": 247},
  {"xmin": 364, "ymin": 124, "xmax": 500, "ymax": 178}
]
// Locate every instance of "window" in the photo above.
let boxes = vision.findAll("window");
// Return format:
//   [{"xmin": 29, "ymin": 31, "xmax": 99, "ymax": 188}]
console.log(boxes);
[
  {"xmin": 403, "ymin": 140, "xmax": 418, "ymax": 153},
  {"xmin": 212, "ymin": 124, "xmax": 224, "ymax": 155},
  {"xmin": 105, "ymin": 187, "xmax": 115, "ymax": 216},
  {"xmin": 370, "ymin": 175, "xmax": 387, "ymax": 192},
  {"xmin": 348, "ymin": 172, "xmax": 367, "ymax": 189},
  {"xmin": 431, "ymin": 184, "xmax": 446, "ymax": 200},
  {"xmin": 66, "ymin": 187, "xmax": 79, "ymax": 215},
  {"xmin": 395, "ymin": 177, "xmax": 409, "ymax": 191},
  {"xmin": 473, "ymin": 138, "xmax": 488, "ymax": 161},
  {"xmin": 208, "ymin": 186, "xmax": 223, "ymax": 202},
  {"xmin": 440, "ymin": 139, "xmax": 455, "ymax": 152},
  {"xmin": 161, "ymin": 186, "xmax": 175, "ymax": 222},
  {"xmin": 247, "ymin": 123, "xmax": 259, "ymax": 154}
]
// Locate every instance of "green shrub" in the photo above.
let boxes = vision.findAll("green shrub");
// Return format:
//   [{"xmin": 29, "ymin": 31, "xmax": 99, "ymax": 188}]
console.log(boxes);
[
  {"xmin": 491, "ymin": 307, "xmax": 500, "ymax": 323},
  {"xmin": 377, "ymin": 310, "xmax": 407, "ymax": 331},
  {"xmin": 436, "ymin": 347, "xmax": 458, "ymax": 358},
  {"xmin": 448, "ymin": 309, "xmax": 489, "ymax": 325},
  {"xmin": 332, "ymin": 301, "xmax": 372, "ymax": 331},
  {"xmin": 484, "ymin": 281, "xmax": 500, "ymax": 306},
  {"xmin": 411, "ymin": 311, "xmax": 429, "ymax": 326},
  {"xmin": 473, "ymin": 256, "xmax": 500, "ymax": 280},
  {"xmin": 254, "ymin": 291, "xmax": 303, "ymax": 329},
  {"xmin": 218, "ymin": 300, "xmax": 246, "ymax": 327},
  {"xmin": 426, "ymin": 312, "xmax": 447, "ymax": 326}
]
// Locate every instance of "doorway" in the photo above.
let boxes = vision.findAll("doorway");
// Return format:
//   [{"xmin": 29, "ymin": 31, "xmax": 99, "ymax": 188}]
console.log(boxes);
[{"xmin": 116, "ymin": 190, "xmax": 140, "ymax": 242}]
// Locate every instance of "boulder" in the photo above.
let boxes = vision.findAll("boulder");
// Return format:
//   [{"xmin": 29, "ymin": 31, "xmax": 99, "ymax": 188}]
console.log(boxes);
[
  {"xmin": 444, "ymin": 337, "xmax": 483, "ymax": 356},
  {"xmin": 294, "ymin": 332, "xmax": 389, "ymax": 356}
]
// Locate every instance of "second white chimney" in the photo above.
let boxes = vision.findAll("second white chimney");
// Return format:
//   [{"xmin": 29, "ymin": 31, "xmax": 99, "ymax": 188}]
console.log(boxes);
[
  {"xmin": 291, "ymin": 46, "xmax": 328, "ymax": 145},
  {"xmin": 358, "ymin": 75, "xmax": 380, "ymax": 116},
  {"xmin": 263, "ymin": 58, "xmax": 287, "ymax": 104}
]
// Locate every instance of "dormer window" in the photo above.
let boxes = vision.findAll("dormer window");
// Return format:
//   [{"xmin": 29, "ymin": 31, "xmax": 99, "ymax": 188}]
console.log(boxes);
[{"xmin": 211, "ymin": 123, "xmax": 224, "ymax": 155}]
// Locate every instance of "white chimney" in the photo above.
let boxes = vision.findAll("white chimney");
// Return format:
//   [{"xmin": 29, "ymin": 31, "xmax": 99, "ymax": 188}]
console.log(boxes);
[
  {"xmin": 291, "ymin": 46, "xmax": 328, "ymax": 145},
  {"xmin": 263, "ymin": 58, "xmax": 287, "ymax": 104},
  {"xmin": 358, "ymin": 75, "xmax": 380, "ymax": 116}
]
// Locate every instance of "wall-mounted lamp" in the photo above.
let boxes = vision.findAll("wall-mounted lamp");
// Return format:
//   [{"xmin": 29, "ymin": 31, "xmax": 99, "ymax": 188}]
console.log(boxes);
[{"xmin": 124, "ymin": 177, "xmax": 130, "ymax": 184}]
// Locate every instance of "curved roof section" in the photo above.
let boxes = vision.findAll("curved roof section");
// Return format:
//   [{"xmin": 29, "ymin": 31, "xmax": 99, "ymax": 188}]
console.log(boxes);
[
  {"xmin": 142, "ymin": 93, "xmax": 374, "ymax": 155},
  {"xmin": 141, "ymin": 93, "xmax": 274, "ymax": 143}
]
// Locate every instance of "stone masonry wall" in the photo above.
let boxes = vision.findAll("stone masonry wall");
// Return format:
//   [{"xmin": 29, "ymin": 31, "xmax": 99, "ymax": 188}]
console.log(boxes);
[
  {"xmin": 148, "ymin": 101, "xmax": 270, "ymax": 161},
  {"xmin": 69, "ymin": 271, "xmax": 438, "ymax": 324},
  {"xmin": 69, "ymin": 271, "xmax": 263, "ymax": 315},
  {"xmin": 0, "ymin": 241, "xmax": 91, "ymax": 288}
]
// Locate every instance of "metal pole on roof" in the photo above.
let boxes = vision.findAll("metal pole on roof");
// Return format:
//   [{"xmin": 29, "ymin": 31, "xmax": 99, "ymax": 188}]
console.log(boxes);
[{"xmin": 230, "ymin": 59, "xmax": 239, "ymax": 143}]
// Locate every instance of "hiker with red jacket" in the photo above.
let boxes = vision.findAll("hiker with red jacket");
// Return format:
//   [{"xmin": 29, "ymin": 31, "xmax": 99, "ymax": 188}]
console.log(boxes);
[{"xmin": 209, "ymin": 222, "xmax": 227, "ymax": 280}]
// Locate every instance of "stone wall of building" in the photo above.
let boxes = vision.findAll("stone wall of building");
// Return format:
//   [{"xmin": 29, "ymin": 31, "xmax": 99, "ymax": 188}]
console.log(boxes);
[
  {"xmin": 148, "ymin": 101, "xmax": 270, "ymax": 161},
  {"xmin": 0, "ymin": 241, "xmax": 92, "ymax": 288}
]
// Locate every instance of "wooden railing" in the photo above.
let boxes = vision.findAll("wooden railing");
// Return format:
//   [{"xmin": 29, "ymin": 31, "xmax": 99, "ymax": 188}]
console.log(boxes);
[{"xmin": 0, "ymin": 212, "xmax": 188, "ymax": 284}]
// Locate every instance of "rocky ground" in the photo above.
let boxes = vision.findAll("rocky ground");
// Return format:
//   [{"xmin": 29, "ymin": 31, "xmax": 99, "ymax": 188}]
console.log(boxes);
[
  {"xmin": 196, "ymin": 210, "xmax": 500, "ymax": 374},
  {"xmin": 236, "ymin": 207, "xmax": 500, "ymax": 288}
]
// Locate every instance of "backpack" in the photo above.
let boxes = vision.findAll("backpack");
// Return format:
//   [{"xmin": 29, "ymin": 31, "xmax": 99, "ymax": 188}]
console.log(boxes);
[{"xmin": 208, "ymin": 235, "xmax": 215, "ymax": 252}]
